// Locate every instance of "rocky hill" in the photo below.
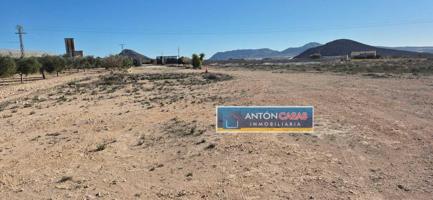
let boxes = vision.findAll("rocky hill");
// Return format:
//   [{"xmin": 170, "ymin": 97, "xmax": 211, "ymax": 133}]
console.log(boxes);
[
  {"xmin": 295, "ymin": 39, "xmax": 431, "ymax": 58},
  {"xmin": 119, "ymin": 49, "xmax": 152, "ymax": 64}
]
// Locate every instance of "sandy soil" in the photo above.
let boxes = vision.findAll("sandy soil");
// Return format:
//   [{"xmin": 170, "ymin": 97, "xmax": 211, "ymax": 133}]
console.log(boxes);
[{"xmin": 0, "ymin": 66, "xmax": 432, "ymax": 200}]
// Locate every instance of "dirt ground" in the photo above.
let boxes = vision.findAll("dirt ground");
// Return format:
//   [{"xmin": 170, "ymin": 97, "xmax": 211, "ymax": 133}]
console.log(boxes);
[{"xmin": 0, "ymin": 66, "xmax": 432, "ymax": 200}]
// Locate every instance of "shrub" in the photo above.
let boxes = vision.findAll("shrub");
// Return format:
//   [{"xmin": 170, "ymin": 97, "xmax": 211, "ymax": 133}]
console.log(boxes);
[
  {"xmin": 16, "ymin": 57, "xmax": 41, "ymax": 83},
  {"xmin": 102, "ymin": 55, "xmax": 133, "ymax": 70},
  {"xmin": 0, "ymin": 56, "xmax": 16, "ymax": 77}
]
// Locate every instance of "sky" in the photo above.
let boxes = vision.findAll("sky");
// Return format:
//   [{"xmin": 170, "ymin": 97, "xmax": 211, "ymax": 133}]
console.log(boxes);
[{"xmin": 1, "ymin": 0, "xmax": 433, "ymax": 58}]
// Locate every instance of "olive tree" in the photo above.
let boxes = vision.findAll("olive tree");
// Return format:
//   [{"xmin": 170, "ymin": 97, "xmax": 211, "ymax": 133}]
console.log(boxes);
[
  {"xmin": 84, "ymin": 56, "xmax": 97, "ymax": 69},
  {"xmin": 16, "ymin": 57, "xmax": 41, "ymax": 83},
  {"xmin": 53, "ymin": 56, "xmax": 66, "ymax": 76},
  {"xmin": 102, "ymin": 55, "xmax": 133, "ymax": 70},
  {"xmin": 39, "ymin": 56, "xmax": 67, "ymax": 78},
  {"xmin": 72, "ymin": 58, "xmax": 84, "ymax": 72},
  {"xmin": 192, "ymin": 54, "xmax": 201, "ymax": 69},
  {"xmin": 0, "ymin": 56, "xmax": 16, "ymax": 78}
]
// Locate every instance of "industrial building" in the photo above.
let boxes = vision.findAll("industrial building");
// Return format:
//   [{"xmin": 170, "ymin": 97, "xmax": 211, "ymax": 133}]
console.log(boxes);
[
  {"xmin": 64, "ymin": 38, "xmax": 84, "ymax": 58},
  {"xmin": 156, "ymin": 56, "xmax": 178, "ymax": 65},
  {"xmin": 350, "ymin": 51, "xmax": 377, "ymax": 59}
]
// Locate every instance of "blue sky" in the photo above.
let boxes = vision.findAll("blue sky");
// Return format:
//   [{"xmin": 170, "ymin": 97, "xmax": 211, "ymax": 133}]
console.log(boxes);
[{"xmin": 1, "ymin": 0, "xmax": 433, "ymax": 58}]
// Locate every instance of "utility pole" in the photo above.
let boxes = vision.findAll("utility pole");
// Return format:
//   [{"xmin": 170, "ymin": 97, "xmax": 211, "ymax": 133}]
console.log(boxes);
[
  {"xmin": 15, "ymin": 25, "xmax": 26, "ymax": 58},
  {"xmin": 119, "ymin": 44, "xmax": 126, "ymax": 51}
]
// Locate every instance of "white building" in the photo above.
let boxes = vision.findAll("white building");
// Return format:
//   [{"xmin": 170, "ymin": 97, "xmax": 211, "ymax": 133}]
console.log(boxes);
[{"xmin": 350, "ymin": 51, "xmax": 377, "ymax": 58}]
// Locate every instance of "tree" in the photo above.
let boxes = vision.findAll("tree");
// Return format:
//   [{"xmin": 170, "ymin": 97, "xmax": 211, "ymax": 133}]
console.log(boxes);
[
  {"xmin": 191, "ymin": 53, "xmax": 205, "ymax": 69},
  {"xmin": 53, "ymin": 56, "xmax": 66, "ymax": 76},
  {"xmin": 192, "ymin": 54, "xmax": 202, "ymax": 69},
  {"xmin": 16, "ymin": 57, "xmax": 41, "ymax": 83},
  {"xmin": 84, "ymin": 56, "xmax": 95, "ymax": 67},
  {"xmin": 0, "ymin": 56, "xmax": 16, "ymax": 78},
  {"xmin": 102, "ymin": 55, "xmax": 132, "ymax": 70},
  {"xmin": 94, "ymin": 57, "xmax": 103, "ymax": 68},
  {"xmin": 72, "ymin": 58, "xmax": 83, "ymax": 72},
  {"xmin": 79, "ymin": 58, "xmax": 90, "ymax": 72},
  {"xmin": 39, "ymin": 56, "xmax": 54, "ymax": 79},
  {"xmin": 199, "ymin": 53, "xmax": 205, "ymax": 62},
  {"xmin": 64, "ymin": 57, "xmax": 74, "ymax": 71},
  {"xmin": 39, "ymin": 56, "xmax": 67, "ymax": 78},
  {"xmin": 84, "ymin": 56, "xmax": 99, "ymax": 70}
]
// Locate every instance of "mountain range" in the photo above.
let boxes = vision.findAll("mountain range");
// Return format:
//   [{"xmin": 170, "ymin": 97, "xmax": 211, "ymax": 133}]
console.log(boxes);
[
  {"xmin": 381, "ymin": 46, "xmax": 433, "ymax": 54},
  {"xmin": 210, "ymin": 40, "xmax": 433, "ymax": 60},
  {"xmin": 209, "ymin": 42, "xmax": 322, "ymax": 60}
]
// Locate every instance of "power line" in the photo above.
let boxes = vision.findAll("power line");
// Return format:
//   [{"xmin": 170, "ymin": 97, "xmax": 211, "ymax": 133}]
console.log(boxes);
[{"xmin": 15, "ymin": 25, "xmax": 26, "ymax": 58}]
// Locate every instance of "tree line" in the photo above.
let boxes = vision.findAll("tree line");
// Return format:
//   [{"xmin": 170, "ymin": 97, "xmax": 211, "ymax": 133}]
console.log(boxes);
[
  {"xmin": 0, "ymin": 53, "xmax": 207, "ymax": 83},
  {"xmin": 0, "ymin": 55, "xmax": 133, "ymax": 83}
]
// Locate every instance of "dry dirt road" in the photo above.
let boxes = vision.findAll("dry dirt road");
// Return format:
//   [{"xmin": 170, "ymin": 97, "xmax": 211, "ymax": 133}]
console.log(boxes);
[{"xmin": 0, "ymin": 66, "xmax": 432, "ymax": 200}]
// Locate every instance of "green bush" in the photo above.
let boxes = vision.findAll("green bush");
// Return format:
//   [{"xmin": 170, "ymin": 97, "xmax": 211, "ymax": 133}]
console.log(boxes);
[{"xmin": 0, "ymin": 56, "xmax": 16, "ymax": 77}]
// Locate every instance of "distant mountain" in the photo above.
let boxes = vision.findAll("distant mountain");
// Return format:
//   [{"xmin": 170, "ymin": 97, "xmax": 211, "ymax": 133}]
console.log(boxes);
[
  {"xmin": 209, "ymin": 48, "xmax": 280, "ymax": 61},
  {"xmin": 383, "ymin": 46, "xmax": 433, "ymax": 54},
  {"xmin": 295, "ymin": 39, "xmax": 431, "ymax": 59},
  {"xmin": 119, "ymin": 49, "xmax": 152, "ymax": 63},
  {"xmin": 280, "ymin": 42, "xmax": 322, "ymax": 57},
  {"xmin": 209, "ymin": 42, "xmax": 322, "ymax": 61}
]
